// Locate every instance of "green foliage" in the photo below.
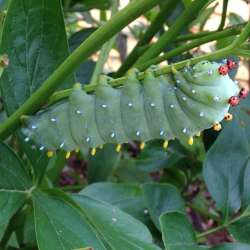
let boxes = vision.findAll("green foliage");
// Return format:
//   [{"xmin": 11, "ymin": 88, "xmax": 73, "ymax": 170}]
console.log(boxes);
[
  {"xmin": 143, "ymin": 183, "xmax": 185, "ymax": 229},
  {"xmin": 0, "ymin": 0, "xmax": 250, "ymax": 249}
]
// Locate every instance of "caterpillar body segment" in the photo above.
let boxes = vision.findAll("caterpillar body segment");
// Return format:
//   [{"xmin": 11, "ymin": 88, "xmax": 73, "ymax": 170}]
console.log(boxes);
[
  {"xmin": 22, "ymin": 60, "xmax": 243, "ymax": 156},
  {"xmin": 69, "ymin": 83, "xmax": 104, "ymax": 148},
  {"xmin": 160, "ymin": 75, "xmax": 196, "ymax": 141},
  {"xmin": 120, "ymin": 72, "xmax": 151, "ymax": 141},
  {"xmin": 143, "ymin": 72, "xmax": 174, "ymax": 140},
  {"xmin": 95, "ymin": 77, "xmax": 128, "ymax": 144}
]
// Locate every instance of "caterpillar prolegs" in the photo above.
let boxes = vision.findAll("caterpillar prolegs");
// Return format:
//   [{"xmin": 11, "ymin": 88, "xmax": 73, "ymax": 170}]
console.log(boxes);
[{"xmin": 22, "ymin": 60, "xmax": 248, "ymax": 158}]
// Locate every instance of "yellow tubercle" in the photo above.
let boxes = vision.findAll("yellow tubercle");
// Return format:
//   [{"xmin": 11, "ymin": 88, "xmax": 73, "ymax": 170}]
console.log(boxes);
[
  {"xmin": 140, "ymin": 142, "xmax": 145, "ymax": 150},
  {"xmin": 91, "ymin": 148, "xmax": 96, "ymax": 156},
  {"xmin": 75, "ymin": 148, "xmax": 80, "ymax": 153},
  {"xmin": 188, "ymin": 137, "xmax": 194, "ymax": 145},
  {"xmin": 99, "ymin": 145, "xmax": 103, "ymax": 149},
  {"xmin": 66, "ymin": 151, "xmax": 71, "ymax": 159},
  {"xmin": 213, "ymin": 122, "xmax": 222, "ymax": 131},
  {"xmin": 163, "ymin": 140, "xmax": 168, "ymax": 149},
  {"xmin": 116, "ymin": 144, "xmax": 122, "ymax": 153},
  {"xmin": 47, "ymin": 151, "xmax": 54, "ymax": 158}
]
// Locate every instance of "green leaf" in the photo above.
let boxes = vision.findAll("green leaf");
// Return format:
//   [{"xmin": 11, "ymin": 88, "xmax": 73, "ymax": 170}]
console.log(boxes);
[
  {"xmin": 242, "ymin": 160, "xmax": 250, "ymax": 207},
  {"xmin": 212, "ymin": 243, "xmax": 250, "ymax": 250},
  {"xmin": 32, "ymin": 190, "xmax": 106, "ymax": 250},
  {"xmin": 81, "ymin": 182, "xmax": 146, "ymax": 221},
  {"xmin": 0, "ymin": 143, "xmax": 32, "ymax": 190},
  {"xmin": 115, "ymin": 157, "xmax": 153, "ymax": 183},
  {"xmin": 0, "ymin": 143, "xmax": 31, "ymax": 235},
  {"xmin": 228, "ymin": 12, "xmax": 246, "ymax": 25},
  {"xmin": 229, "ymin": 217, "xmax": 250, "ymax": 244},
  {"xmin": 0, "ymin": 0, "xmax": 73, "ymax": 114},
  {"xmin": 0, "ymin": 192, "xmax": 26, "ymax": 233},
  {"xmin": 182, "ymin": 0, "xmax": 192, "ymax": 8},
  {"xmin": 159, "ymin": 211, "xmax": 197, "ymax": 250},
  {"xmin": 15, "ymin": 206, "xmax": 36, "ymax": 246},
  {"xmin": 203, "ymin": 104, "xmax": 250, "ymax": 216},
  {"xmin": 18, "ymin": 133, "xmax": 50, "ymax": 183},
  {"xmin": 73, "ymin": 194, "xmax": 161, "ymax": 250},
  {"xmin": 87, "ymin": 144, "xmax": 121, "ymax": 183},
  {"xmin": 135, "ymin": 143, "xmax": 186, "ymax": 172},
  {"xmin": 143, "ymin": 183, "xmax": 185, "ymax": 230},
  {"xmin": 0, "ymin": 0, "xmax": 74, "ymax": 178},
  {"xmin": 70, "ymin": 0, "xmax": 111, "ymax": 11},
  {"xmin": 160, "ymin": 168, "xmax": 187, "ymax": 189}
]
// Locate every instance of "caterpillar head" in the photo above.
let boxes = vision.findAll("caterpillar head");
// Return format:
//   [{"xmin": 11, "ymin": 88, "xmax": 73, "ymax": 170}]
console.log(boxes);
[
  {"xmin": 184, "ymin": 61, "xmax": 224, "ymax": 84},
  {"xmin": 192, "ymin": 60, "xmax": 215, "ymax": 73},
  {"xmin": 181, "ymin": 60, "xmax": 241, "ymax": 107}
]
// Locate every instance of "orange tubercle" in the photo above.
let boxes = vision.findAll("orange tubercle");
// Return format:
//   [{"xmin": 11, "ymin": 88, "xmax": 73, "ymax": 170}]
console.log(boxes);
[{"xmin": 213, "ymin": 122, "xmax": 222, "ymax": 131}]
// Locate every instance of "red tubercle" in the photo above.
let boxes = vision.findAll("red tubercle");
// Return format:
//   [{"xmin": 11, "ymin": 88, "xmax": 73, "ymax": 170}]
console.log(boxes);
[
  {"xmin": 239, "ymin": 88, "xmax": 249, "ymax": 99},
  {"xmin": 218, "ymin": 65, "xmax": 229, "ymax": 75},
  {"xmin": 227, "ymin": 59, "xmax": 237, "ymax": 70},
  {"xmin": 228, "ymin": 96, "xmax": 240, "ymax": 106}
]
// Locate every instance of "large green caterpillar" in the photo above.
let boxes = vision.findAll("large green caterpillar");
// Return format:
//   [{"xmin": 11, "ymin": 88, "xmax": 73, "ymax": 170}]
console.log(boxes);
[{"xmin": 22, "ymin": 60, "xmax": 247, "ymax": 158}]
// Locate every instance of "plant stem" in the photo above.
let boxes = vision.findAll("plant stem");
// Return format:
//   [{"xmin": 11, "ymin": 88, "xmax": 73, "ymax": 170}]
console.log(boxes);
[
  {"xmin": 64, "ymin": 0, "xmax": 71, "ymax": 9},
  {"xmin": 48, "ymin": 46, "xmax": 234, "ymax": 104},
  {"xmin": 187, "ymin": 202, "xmax": 220, "ymax": 222},
  {"xmin": 197, "ymin": 212, "xmax": 250, "ymax": 239},
  {"xmin": 175, "ymin": 23, "xmax": 245, "ymax": 42},
  {"xmin": 137, "ymin": 25, "xmax": 242, "ymax": 71},
  {"xmin": 135, "ymin": 0, "xmax": 208, "ymax": 65},
  {"xmin": 115, "ymin": 0, "xmax": 179, "ymax": 76},
  {"xmin": 61, "ymin": 184, "xmax": 87, "ymax": 191},
  {"xmin": 197, "ymin": 223, "xmax": 228, "ymax": 239},
  {"xmin": 90, "ymin": 0, "xmax": 119, "ymax": 85},
  {"xmin": 234, "ymin": 48, "xmax": 250, "ymax": 58},
  {"xmin": 218, "ymin": 0, "xmax": 229, "ymax": 31},
  {"xmin": 0, "ymin": 0, "xmax": 161, "ymax": 140},
  {"xmin": 232, "ymin": 21, "xmax": 250, "ymax": 47},
  {"xmin": 0, "ymin": 211, "xmax": 19, "ymax": 249}
]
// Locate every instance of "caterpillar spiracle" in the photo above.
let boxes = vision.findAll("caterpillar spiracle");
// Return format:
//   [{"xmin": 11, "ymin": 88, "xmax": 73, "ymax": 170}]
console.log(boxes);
[{"xmin": 22, "ymin": 60, "xmax": 248, "ymax": 158}]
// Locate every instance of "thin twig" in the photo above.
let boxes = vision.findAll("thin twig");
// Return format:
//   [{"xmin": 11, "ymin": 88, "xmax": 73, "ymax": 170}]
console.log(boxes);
[{"xmin": 218, "ymin": 0, "xmax": 229, "ymax": 30}]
